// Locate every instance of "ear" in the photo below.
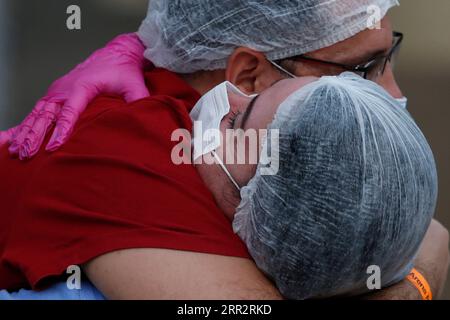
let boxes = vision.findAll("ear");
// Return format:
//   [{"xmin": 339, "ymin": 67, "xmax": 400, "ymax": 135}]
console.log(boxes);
[{"xmin": 225, "ymin": 47, "xmax": 283, "ymax": 94}]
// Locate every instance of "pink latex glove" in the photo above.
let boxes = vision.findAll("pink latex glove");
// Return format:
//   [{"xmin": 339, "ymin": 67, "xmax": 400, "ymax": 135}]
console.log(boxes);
[{"xmin": 0, "ymin": 33, "xmax": 150, "ymax": 160}]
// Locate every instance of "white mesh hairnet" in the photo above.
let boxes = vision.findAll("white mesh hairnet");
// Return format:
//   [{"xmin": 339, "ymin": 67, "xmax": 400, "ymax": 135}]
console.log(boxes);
[
  {"xmin": 138, "ymin": 0, "xmax": 399, "ymax": 73},
  {"xmin": 233, "ymin": 73, "xmax": 438, "ymax": 299}
]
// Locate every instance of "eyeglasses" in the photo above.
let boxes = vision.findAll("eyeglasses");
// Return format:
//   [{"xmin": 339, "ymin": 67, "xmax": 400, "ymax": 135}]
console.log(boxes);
[{"xmin": 274, "ymin": 31, "xmax": 404, "ymax": 81}]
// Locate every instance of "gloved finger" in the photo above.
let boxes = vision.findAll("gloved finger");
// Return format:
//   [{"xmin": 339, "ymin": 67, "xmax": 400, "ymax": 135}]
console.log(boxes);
[
  {"xmin": 19, "ymin": 102, "xmax": 60, "ymax": 159},
  {"xmin": 122, "ymin": 79, "xmax": 151, "ymax": 103},
  {"xmin": 8, "ymin": 100, "xmax": 46, "ymax": 155},
  {"xmin": 46, "ymin": 91, "xmax": 90, "ymax": 152},
  {"xmin": 0, "ymin": 126, "xmax": 20, "ymax": 147}
]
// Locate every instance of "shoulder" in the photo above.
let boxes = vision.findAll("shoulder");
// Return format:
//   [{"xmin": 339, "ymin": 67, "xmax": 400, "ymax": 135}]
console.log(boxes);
[
  {"xmin": 24, "ymin": 94, "xmax": 206, "ymax": 215},
  {"xmin": 65, "ymin": 94, "xmax": 192, "ymax": 157}
]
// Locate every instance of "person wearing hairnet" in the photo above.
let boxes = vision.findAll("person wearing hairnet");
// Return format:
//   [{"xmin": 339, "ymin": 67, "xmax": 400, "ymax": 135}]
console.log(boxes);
[
  {"xmin": 223, "ymin": 74, "xmax": 438, "ymax": 299},
  {"xmin": 0, "ymin": 72, "xmax": 440, "ymax": 300},
  {"xmin": 196, "ymin": 73, "xmax": 439, "ymax": 299},
  {"xmin": 0, "ymin": 0, "xmax": 448, "ymax": 299}
]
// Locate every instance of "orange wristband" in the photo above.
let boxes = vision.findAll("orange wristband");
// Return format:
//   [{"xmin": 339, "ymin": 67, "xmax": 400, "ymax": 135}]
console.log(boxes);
[{"xmin": 406, "ymin": 268, "xmax": 432, "ymax": 300}]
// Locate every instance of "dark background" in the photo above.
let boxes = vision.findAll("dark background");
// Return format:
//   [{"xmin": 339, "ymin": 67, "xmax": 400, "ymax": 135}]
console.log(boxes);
[{"xmin": 0, "ymin": 0, "xmax": 448, "ymax": 299}]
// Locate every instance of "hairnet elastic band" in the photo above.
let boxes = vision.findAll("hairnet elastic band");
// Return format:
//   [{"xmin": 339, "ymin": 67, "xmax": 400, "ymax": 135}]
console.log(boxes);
[{"xmin": 211, "ymin": 150, "xmax": 241, "ymax": 191}]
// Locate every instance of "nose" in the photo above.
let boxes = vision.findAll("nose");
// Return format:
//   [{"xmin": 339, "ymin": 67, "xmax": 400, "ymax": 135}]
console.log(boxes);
[{"xmin": 376, "ymin": 64, "xmax": 404, "ymax": 99}]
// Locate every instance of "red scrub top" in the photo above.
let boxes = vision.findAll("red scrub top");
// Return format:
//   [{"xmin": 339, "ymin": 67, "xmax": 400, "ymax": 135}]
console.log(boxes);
[{"xmin": 0, "ymin": 68, "xmax": 249, "ymax": 291}]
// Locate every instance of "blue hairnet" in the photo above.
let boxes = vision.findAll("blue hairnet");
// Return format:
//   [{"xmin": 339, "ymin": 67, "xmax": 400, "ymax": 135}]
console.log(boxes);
[
  {"xmin": 233, "ymin": 73, "xmax": 438, "ymax": 299},
  {"xmin": 138, "ymin": 0, "xmax": 399, "ymax": 73}
]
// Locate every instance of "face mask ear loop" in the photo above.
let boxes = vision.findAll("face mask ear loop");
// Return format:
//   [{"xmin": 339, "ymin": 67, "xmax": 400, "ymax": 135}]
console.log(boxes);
[
  {"xmin": 211, "ymin": 150, "xmax": 241, "ymax": 191},
  {"xmin": 269, "ymin": 60, "xmax": 296, "ymax": 78}
]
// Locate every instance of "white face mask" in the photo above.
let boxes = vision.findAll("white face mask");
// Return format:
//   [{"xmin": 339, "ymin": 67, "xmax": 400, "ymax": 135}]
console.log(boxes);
[
  {"xmin": 190, "ymin": 81, "xmax": 256, "ymax": 160},
  {"xmin": 396, "ymin": 97, "xmax": 408, "ymax": 110},
  {"xmin": 190, "ymin": 81, "xmax": 256, "ymax": 190}
]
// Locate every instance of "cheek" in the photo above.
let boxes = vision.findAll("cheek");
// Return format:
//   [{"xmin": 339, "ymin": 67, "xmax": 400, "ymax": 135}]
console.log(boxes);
[
  {"xmin": 230, "ymin": 131, "xmax": 264, "ymax": 181},
  {"xmin": 219, "ymin": 128, "xmax": 260, "ymax": 185},
  {"xmin": 230, "ymin": 163, "xmax": 257, "ymax": 187},
  {"xmin": 226, "ymin": 146, "xmax": 258, "ymax": 187}
]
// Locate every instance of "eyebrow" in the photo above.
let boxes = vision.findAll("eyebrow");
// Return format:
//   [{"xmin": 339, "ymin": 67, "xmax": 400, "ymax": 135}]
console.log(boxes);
[{"xmin": 239, "ymin": 94, "xmax": 260, "ymax": 130}]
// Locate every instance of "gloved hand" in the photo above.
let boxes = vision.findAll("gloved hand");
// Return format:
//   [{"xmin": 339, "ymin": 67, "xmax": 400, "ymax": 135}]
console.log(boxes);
[
  {"xmin": 0, "ymin": 33, "xmax": 150, "ymax": 159},
  {"xmin": 0, "ymin": 126, "xmax": 19, "ymax": 147}
]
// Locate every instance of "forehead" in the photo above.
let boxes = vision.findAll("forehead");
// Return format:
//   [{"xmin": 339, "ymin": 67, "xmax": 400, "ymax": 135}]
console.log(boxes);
[{"xmin": 308, "ymin": 17, "xmax": 393, "ymax": 64}]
